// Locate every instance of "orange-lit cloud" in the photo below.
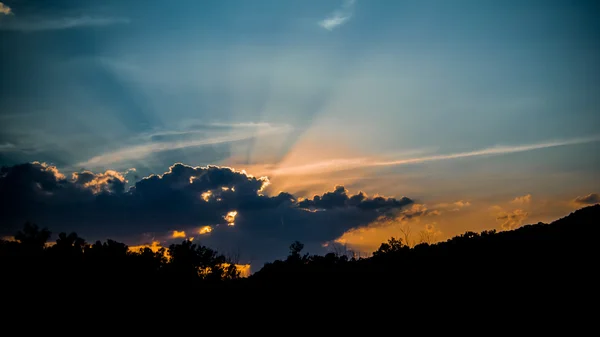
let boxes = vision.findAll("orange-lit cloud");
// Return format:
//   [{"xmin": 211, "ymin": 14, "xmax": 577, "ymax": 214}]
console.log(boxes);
[
  {"xmin": 511, "ymin": 194, "xmax": 532, "ymax": 205},
  {"xmin": 333, "ymin": 204, "xmax": 444, "ymax": 253},
  {"xmin": 32, "ymin": 161, "xmax": 66, "ymax": 180},
  {"xmin": 172, "ymin": 230, "xmax": 186, "ymax": 238},
  {"xmin": 496, "ymin": 209, "xmax": 528, "ymax": 230},
  {"xmin": 224, "ymin": 211, "xmax": 237, "ymax": 226},
  {"xmin": 72, "ymin": 169, "xmax": 126, "ymax": 194},
  {"xmin": 434, "ymin": 200, "xmax": 471, "ymax": 212},
  {"xmin": 199, "ymin": 226, "xmax": 212, "ymax": 234},
  {"xmin": 0, "ymin": 2, "xmax": 12, "ymax": 15},
  {"xmin": 201, "ymin": 190, "xmax": 212, "ymax": 201}
]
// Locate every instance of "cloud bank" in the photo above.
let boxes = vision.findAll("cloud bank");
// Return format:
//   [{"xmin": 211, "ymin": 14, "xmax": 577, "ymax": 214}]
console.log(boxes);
[{"xmin": 0, "ymin": 161, "xmax": 413, "ymax": 267}]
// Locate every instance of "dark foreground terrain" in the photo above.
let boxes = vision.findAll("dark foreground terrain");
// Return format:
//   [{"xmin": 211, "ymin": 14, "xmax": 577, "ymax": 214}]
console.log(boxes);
[{"xmin": 2, "ymin": 205, "xmax": 598, "ymax": 304}]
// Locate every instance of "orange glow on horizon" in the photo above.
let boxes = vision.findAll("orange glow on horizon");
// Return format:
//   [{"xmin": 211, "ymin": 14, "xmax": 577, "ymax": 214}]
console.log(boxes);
[
  {"xmin": 128, "ymin": 241, "xmax": 165, "ymax": 254},
  {"xmin": 220, "ymin": 263, "xmax": 252, "ymax": 278}
]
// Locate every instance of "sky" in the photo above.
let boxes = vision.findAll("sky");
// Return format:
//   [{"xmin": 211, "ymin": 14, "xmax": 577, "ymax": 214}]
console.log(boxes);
[{"xmin": 1, "ymin": 0, "xmax": 599, "ymax": 271}]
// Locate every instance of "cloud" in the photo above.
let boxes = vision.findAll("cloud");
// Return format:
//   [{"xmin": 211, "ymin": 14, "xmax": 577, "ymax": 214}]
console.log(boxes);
[
  {"xmin": 496, "ymin": 209, "xmax": 528, "ymax": 230},
  {"xmin": 394, "ymin": 203, "xmax": 441, "ymax": 221},
  {"xmin": 78, "ymin": 122, "xmax": 292, "ymax": 168},
  {"xmin": 271, "ymin": 136, "xmax": 600, "ymax": 176},
  {"xmin": 0, "ymin": 16, "xmax": 129, "ymax": 31},
  {"xmin": 511, "ymin": 194, "xmax": 532, "ymax": 205},
  {"xmin": 297, "ymin": 185, "xmax": 412, "ymax": 211},
  {"xmin": 0, "ymin": 2, "xmax": 11, "ymax": 15},
  {"xmin": 0, "ymin": 142, "xmax": 16, "ymax": 151},
  {"xmin": 333, "ymin": 204, "xmax": 442, "ymax": 252},
  {"xmin": 319, "ymin": 0, "xmax": 355, "ymax": 30},
  {"xmin": 199, "ymin": 226, "xmax": 212, "ymax": 235},
  {"xmin": 172, "ymin": 230, "xmax": 186, "ymax": 239},
  {"xmin": 573, "ymin": 193, "xmax": 599, "ymax": 205},
  {"xmin": 0, "ymin": 161, "xmax": 413, "ymax": 267},
  {"xmin": 435, "ymin": 200, "xmax": 471, "ymax": 212},
  {"xmin": 71, "ymin": 170, "xmax": 127, "ymax": 194}
]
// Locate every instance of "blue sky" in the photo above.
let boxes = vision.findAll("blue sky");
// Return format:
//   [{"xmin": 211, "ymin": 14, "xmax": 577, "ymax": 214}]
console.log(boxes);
[{"xmin": 1, "ymin": 0, "xmax": 599, "ymax": 268}]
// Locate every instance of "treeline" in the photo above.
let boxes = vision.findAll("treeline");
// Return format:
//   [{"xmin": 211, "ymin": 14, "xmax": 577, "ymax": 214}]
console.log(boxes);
[
  {"xmin": 1, "ymin": 223, "xmax": 239, "ymax": 289},
  {"xmin": 1, "ymin": 205, "xmax": 598, "ymax": 293},
  {"xmin": 250, "ymin": 205, "xmax": 598, "ymax": 288}
]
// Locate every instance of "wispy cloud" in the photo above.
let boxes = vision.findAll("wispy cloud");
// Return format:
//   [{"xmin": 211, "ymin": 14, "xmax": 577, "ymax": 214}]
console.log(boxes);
[
  {"xmin": 573, "ymin": 193, "xmax": 599, "ymax": 205},
  {"xmin": 0, "ymin": 2, "xmax": 11, "ymax": 15},
  {"xmin": 496, "ymin": 209, "xmax": 528, "ymax": 230},
  {"xmin": 0, "ymin": 142, "xmax": 16, "ymax": 151},
  {"xmin": 272, "ymin": 136, "xmax": 600, "ymax": 176},
  {"xmin": 511, "ymin": 194, "xmax": 532, "ymax": 205},
  {"xmin": 78, "ymin": 123, "xmax": 293, "ymax": 168},
  {"xmin": 371, "ymin": 136, "xmax": 600, "ymax": 167},
  {"xmin": 319, "ymin": 0, "xmax": 355, "ymax": 30},
  {"xmin": 0, "ymin": 16, "xmax": 129, "ymax": 31}
]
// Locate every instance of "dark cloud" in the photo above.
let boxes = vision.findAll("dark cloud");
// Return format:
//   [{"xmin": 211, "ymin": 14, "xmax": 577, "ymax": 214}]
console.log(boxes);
[
  {"xmin": 573, "ymin": 193, "xmax": 599, "ymax": 205},
  {"xmin": 297, "ymin": 185, "xmax": 412, "ymax": 211},
  {"xmin": 0, "ymin": 162, "xmax": 414, "ymax": 266}
]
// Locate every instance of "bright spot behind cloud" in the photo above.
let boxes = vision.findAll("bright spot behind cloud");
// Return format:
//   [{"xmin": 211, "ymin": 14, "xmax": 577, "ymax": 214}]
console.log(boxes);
[
  {"xmin": 224, "ymin": 211, "xmax": 237, "ymax": 226},
  {"xmin": 199, "ymin": 226, "xmax": 213, "ymax": 235},
  {"xmin": 172, "ymin": 230, "xmax": 186, "ymax": 238},
  {"xmin": 201, "ymin": 190, "xmax": 212, "ymax": 202},
  {"xmin": 128, "ymin": 241, "xmax": 164, "ymax": 254}
]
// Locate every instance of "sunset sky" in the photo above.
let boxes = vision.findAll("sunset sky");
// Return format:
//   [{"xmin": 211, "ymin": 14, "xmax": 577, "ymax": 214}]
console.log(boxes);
[{"xmin": 1, "ymin": 0, "xmax": 599, "ymax": 271}]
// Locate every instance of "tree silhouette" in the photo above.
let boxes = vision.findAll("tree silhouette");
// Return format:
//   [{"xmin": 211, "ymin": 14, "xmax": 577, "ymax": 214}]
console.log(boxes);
[
  {"xmin": 51, "ymin": 232, "xmax": 86, "ymax": 257},
  {"xmin": 289, "ymin": 241, "xmax": 304, "ymax": 257},
  {"xmin": 14, "ymin": 221, "xmax": 51, "ymax": 254},
  {"xmin": 373, "ymin": 237, "xmax": 405, "ymax": 257},
  {"xmin": 166, "ymin": 239, "xmax": 238, "ymax": 282}
]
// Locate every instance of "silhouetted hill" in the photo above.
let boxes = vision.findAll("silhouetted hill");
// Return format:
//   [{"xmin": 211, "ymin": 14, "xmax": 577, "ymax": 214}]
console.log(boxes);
[
  {"xmin": 247, "ymin": 204, "xmax": 599, "ymax": 293},
  {"xmin": 1, "ymin": 205, "xmax": 598, "ymax": 302}
]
